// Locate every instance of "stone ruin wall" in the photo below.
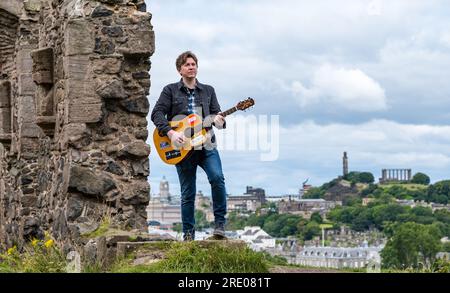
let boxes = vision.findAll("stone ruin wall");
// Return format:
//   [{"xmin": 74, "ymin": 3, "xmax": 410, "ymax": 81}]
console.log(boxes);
[{"xmin": 0, "ymin": 0, "xmax": 154, "ymax": 252}]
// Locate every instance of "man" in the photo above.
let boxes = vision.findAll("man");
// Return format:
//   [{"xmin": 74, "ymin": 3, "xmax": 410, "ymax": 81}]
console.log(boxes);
[{"xmin": 151, "ymin": 51, "xmax": 227, "ymax": 241}]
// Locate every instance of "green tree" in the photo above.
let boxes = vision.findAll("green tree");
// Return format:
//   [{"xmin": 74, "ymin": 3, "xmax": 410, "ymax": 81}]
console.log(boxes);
[
  {"xmin": 434, "ymin": 209, "xmax": 450, "ymax": 225},
  {"xmin": 361, "ymin": 183, "xmax": 379, "ymax": 197},
  {"xmin": 310, "ymin": 212, "xmax": 323, "ymax": 224},
  {"xmin": 381, "ymin": 222, "xmax": 442, "ymax": 269},
  {"xmin": 410, "ymin": 206, "xmax": 434, "ymax": 225},
  {"xmin": 342, "ymin": 197, "xmax": 362, "ymax": 207},
  {"xmin": 301, "ymin": 221, "xmax": 321, "ymax": 241},
  {"xmin": 372, "ymin": 204, "xmax": 407, "ymax": 229},
  {"xmin": 428, "ymin": 180, "xmax": 450, "ymax": 204},
  {"xmin": 226, "ymin": 211, "xmax": 247, "ymax": 230},
  {"xmin": 173, "ymin": 223, "xmax": 182, "ymax": 233},
  {"xmin": 351, "ymin": 209, "xmax": 373, "ymax": 231},
  {"xmin": 359, "ymin": 172, "xmax": 375, "ymax": 184},
  {"xmin": 344, "ymin": 171, "xmax": 359, "ymax": 183},
  {"xmin": 345, "ymin": 171, "xmax": 374, "ymax": 184},
  {"xmin": 411, "ymin": 172, "xmax": 431, "ymax": 185},
  {"xmin": 303, "ymin": 187, "xmax": 324, "ymax": 199},
  {"xmin": 195, "ymin": 210, "xmax": 210, "ymax": 230},
  {"xmin": 443, "ymin": 242, "xmax": 450, "ymax": 252}
]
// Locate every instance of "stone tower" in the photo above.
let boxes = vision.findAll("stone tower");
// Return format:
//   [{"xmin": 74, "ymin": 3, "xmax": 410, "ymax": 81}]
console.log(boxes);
[
  {"xmin": 343, "ymin": 151, "xmax": 348, "ymax": 177},
  {"xmin": 0, "ymin": 0, "xmax": 154, "ymax": 251},
  {"xmin": 159, "ymin": 176, "xmax": 170, "ymax": 201}
]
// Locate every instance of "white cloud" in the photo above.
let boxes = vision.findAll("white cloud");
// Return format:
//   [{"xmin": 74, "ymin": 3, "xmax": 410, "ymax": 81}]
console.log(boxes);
[
  {"xmin": 285, "ymin": 64, "xmax": 387, "ymax": 112},
  {"xmin": 440, "ymin": 32, "xmax": 450, "ymax": 48}
]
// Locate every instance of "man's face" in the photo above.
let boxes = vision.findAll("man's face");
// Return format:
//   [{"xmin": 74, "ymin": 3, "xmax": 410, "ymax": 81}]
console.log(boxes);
[{"xmin": 179, "ymin": 57, "xmax": 198, "ymax": 79}]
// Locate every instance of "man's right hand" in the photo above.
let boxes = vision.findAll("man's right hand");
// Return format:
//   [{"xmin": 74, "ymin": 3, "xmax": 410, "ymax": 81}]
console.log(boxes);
[{"xmin": 168, "ymin": 130, "xmax": 187, "ymax": 148}]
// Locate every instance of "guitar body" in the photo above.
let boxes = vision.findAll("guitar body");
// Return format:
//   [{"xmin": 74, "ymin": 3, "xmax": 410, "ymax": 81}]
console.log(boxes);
[
  {"xmin": 153, "ymin": 113, "xmax": 208, "ymax": 165},
  {"xmin": 153, "ymin": 97, "xmax": 255, "ymax": 165}
]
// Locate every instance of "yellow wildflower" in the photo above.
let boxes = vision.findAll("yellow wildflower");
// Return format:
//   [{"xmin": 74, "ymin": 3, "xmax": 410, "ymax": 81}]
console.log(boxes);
[
  {"xmin": 31, "ymin": 239, "xmax": 39, "ymax": 247},
  {"xmin": 7, "ymin": 246, "xmax": 17, "ymax": 255},
  {"xmin": 44, "ymin": 239, "xmax": 54, "ymax": 248}
]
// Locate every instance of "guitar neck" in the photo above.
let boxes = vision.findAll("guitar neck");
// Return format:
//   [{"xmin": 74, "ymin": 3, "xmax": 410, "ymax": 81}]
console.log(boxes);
[{"xmin": 221, "ymin": 107, "xmax": 238, "ymax": 117}]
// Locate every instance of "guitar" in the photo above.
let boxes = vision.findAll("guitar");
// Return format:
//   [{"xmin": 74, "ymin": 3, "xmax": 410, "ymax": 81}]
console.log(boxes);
[{"xmin": 153, "ymin": 97, "xmax": 255, "ymax": 165}]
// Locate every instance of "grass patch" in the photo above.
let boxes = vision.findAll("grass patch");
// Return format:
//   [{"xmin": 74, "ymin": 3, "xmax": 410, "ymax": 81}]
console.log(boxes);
[
  {"xmin": 110, "ymin": 241, "xmax": 269, "ymax": 273},
  {"xmin": 261, "ymin": 252, "xmax": 288, "ymax": 266},
  {"xmin": 81, "ymin": 217, "xmax": 111, "ymax": 238},
  {"xmin": 379, "ymin": 183, "xmax": 428, "ymax": 191}
]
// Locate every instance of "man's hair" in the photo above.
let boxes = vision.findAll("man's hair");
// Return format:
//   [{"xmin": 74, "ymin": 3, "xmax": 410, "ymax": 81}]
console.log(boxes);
[{"xmin": 176, "ymin": 51, "xmax": 198, "ymax": 71}]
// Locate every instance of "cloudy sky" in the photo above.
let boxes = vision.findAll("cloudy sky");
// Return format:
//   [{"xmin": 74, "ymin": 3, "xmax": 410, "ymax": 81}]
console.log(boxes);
[{"xmin": 144, "ymin": 0, "xmax": 450, "ymax": 197}]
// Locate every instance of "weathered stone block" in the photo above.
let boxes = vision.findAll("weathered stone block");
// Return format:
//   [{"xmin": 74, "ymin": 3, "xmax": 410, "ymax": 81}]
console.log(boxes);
[
  {"xmin": 65, "ymin": 19, "xmax": 94, "ymax": 56},
  {"xmin": 118, "ymin": 30, "xmax": 154, "ymax": 58},
  {"xmin": 91, "ymin": 6, "xmax": 113, "ymax": 18},
  {"xmin": 94, "ymin": 37, "xmax": 115, "ymax": 55},
  {"xmin": 97, "ymin": 0, "xmax": 123, "ymax": 4},
  {"xmin": 92, "ymin": 56, "xmax": 123, "ymax": 74},
  {"xmin": 132, "ymin": 71, "xmax": 150, "ymax": 79},
  {"xmin": 0, "ymin": 108, "xmax": 12, "ymax": 132},
  {"xmin": 0, "ymin": 81, "xmax": 11, "ymax": 107},
  {"xmin": 63, "ymin": 123, "xmax": 88, "ymax": 141},
  {"xmin": 120, "ymin": 95, "xmax": 149, "ymax": 115},
  {"xmin": 32, "ymin": 71, "xmax": 53, "ymax": 85},
  {"xmin": 61, "ymin": 123, "xmax": 90, "ymax": 148},
  {"xmin": 96, "ymin": 78, "xmax": 128, "ymax": 99},
  {"xmin": 18, "ymin": 74, "xmax": 36, "ymax": 96},
  {"xmin": 23, "ymin": 216, "xmax": 44, "ymax": 240},
  {"xmin": 0, "ymin": 0, "xmax": 23, "ymax": 16},
  {"xmin": 65, "ymin": 79, "xmax": 98, "ymax": 103},
  {"xmin": 31, "ymin": 47, "xmax": 54, "ymax": 85},
  {"xmin": 119, "ymin": 140, "xmax": 150, "ymax": 158},
  {"xmin": 68, "ymin": 165, "xmax": 116, "ymax": 197},
  {"xmin": 63, "ymin": 55, "xmax": 90, "ymax": 80},
  {"xmin": 120, "ymin": 181, "xmax": 150, "ymax": 205},
  {"xmin": 16, "ymin": 49, "xmax": 33, "ymax": 74},
  {"xmin": 21, "ymin": 194, "xmax": 38, "ymax": 207},
  {"xmin": 18, "ymin": 95, "xmax": 36, "ymax": 123},
  {"xmin": 66, "ymin": 196, "xmax": 84, "ymax": 221},
  {"xmin": 31, "ymin": 48, "xmax": 53, "ymax": 71},
  {"xmin": 24, "ymin": 0, "xmax": 41, "ymax": 12},
  {"xmin": 63, "ymin": 56, "xmax": 99, "ymax": 107},
  {"xmin": 131, "ymin": 159, "xmax": 149, "ymax": 176},
  {"xmin": 35, "ymin": 116, "xmax": 56, "ymax": 137},
  {"xmin": 68, "ymin": 101, "xmax": 103, "ymax": 123},
  {"xmin": 105, "ymin": 161, "xmax": 124, "ymax": 175},
  {"xmin": 101, "ymin": 26, "xmax": 123, "ymax": 37},
  {"xmin": 20, "ymin": 122, "xmax": 41, "ymax": 138},
  {"xmin": 35, "ymin": 87, "xmax": 54, "ymax": 117}
]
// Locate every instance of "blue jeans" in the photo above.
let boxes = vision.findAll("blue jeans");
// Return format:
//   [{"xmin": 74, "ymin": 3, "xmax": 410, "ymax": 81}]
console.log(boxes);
[{"xmin": 175, "ymin": 148, "xmax": 227, "ymax": 236}]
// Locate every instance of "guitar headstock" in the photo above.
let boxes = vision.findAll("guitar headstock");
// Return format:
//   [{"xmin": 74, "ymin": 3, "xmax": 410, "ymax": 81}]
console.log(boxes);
[{"xmin": 236, "ymin": 97, "xmax": 255, "ymax": 111}]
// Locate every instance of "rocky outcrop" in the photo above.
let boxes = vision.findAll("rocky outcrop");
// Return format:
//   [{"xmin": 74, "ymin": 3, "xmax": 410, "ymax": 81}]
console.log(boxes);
[{"xmin": 0, "ymin": 0, "xmax": 154, "ymax": 252}]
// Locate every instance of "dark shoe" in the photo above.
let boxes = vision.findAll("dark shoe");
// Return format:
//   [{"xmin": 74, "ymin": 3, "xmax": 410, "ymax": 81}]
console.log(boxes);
[
  {"xmin": 183, "ymin": 232, "xmax": 195, "ymax": 242},
  {"xmin": 213, "ymin": 223, "xmax": 226, "ymax": 238}
]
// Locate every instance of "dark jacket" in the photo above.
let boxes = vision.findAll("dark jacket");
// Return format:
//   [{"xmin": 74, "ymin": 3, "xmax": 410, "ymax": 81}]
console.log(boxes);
[{"xmin": 151, "ymin": 79, "xmax": 224, "ymax": 147}]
